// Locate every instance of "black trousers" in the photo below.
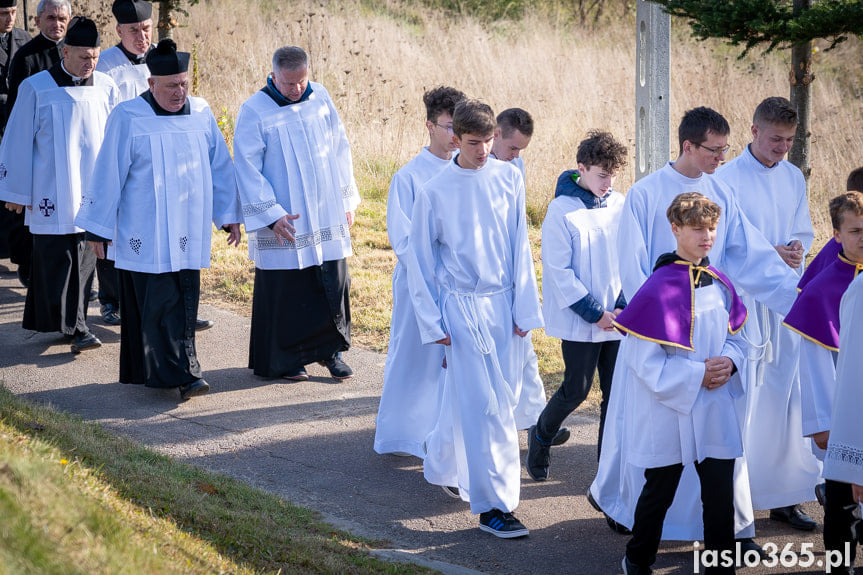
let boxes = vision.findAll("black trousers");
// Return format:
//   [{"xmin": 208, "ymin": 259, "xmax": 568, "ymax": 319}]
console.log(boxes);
[
  {"xmin": 536, "ymin": 339, "xmax": 619, "ymax": 459},
  {"xmin": 627, "ymin": 458, "xmax": 735, "ymax": 574},
  {"xmin": 824, "ymin": 479, "xmax": 859, "ymax": 570},
  {"xmin": 96, "ymin": 252, "xmax": 120, "ymax": 307}
]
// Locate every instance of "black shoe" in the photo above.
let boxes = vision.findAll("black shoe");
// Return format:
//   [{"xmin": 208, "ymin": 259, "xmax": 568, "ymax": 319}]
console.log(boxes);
[
  {"xmin": 551, "ymin": 427, "xmax": 570, "ymax": 446},
  {"xmin": 89, "ymin": 289, "xmax": 98, "ymax": 302},
  {"xmin": 622, "ymin": 556, "xmax": 652, "ymax": 575},
  {"xmin": 479, "ymin": 508, "xmax": 529, "ymax": 539},
  {"xmin": 319, "ymin": 353, "xmax": 353, "ymax": 380},
  {"xmin": 606, "ymin": 514, "xmax": 631, "ymax": 535},
  {"xmin": 100, "ymin": 303, "xmax": 121, "ymax": 326},
  {"xmin": 586, "ymin": 489, "xmax": 603, "ymax": 513},
  {"xmin": 441, "ymin": 485, "xmax": 460, "ymax": 499},
  {"xmin": 179, "ymin": 379, "xmax": 210, "ymax": 400},
  {"xmin": 71, "ymin": 331, "xmax": 101, "ymax": 354},
  {"xmin": 769, "ymin": 504, "xmax": 818, "ymax": 531},
  {"xmin": 736, "ymin": 538, "xmax": 768, "ymax": 561},
  {"xmin": 195, "ymin": 318, "xmax": 214, "ymax": 331},
  {"xmin": 282, "ymin": 366, "xmax": 309, "ymax": 381},
  {"xmin": 815, "ymin": 482, "xmax": 826, "ymax": 506},
  {"xmin": 526, "ymin": 425, "xmax": 550, "ymax": 481}
]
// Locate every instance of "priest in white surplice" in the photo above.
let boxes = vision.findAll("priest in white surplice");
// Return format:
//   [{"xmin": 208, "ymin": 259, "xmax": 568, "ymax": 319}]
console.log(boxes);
[
  {"xmin": 590, "ymin": 107, "xmax": 801, "ymax": 546},
  {"xmin": 823, "ymin": 273, "xmax": 863, "ymax": 573},
  {"xmin": 716, "ymin": 97, "xmax": 821, "ymax": 531},
  {"xmin": 0, "ymin": 17, "xmax": 119, "ymax": 354},
  {"xmin": 407, "ymin": 100, "xmax": 542, "ymax": 538},
  {"xmin": 88, "ymin": 0, "xmax": 154, "ymax": 327},
  {"xmin": 234, "ymin": 46, "xmax": 360, "ymax": 382},
  {"xmin": 373, "ymin": 85, "xmax": 464, "ymax": 460},
  {"xmin": 74, "ymin": 39, "xmax": 241, "ymax": 401}
]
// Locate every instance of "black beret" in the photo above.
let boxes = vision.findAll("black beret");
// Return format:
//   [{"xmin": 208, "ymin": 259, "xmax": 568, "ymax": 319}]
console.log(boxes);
[
  {"xmin": 65, "ymin": 17, "xmax": 101, "ymax": 48},
  {"xmin": 145, "ymin": 39, "xmax": 190, "ymax": 76},
  {"xmin": 111, "ymin": 0, "xmax": 152, "ymax": 24}
]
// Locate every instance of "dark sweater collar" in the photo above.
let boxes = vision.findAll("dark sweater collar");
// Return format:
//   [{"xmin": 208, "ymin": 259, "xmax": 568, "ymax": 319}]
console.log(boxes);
[
  {"xmin": 48, "ymin": 60, "xmax": 93, "ymax": 87},
  {"xmin": 141, "ymin": 90, "xmax": 190, "ymax": 116},
  {"xmin": 654, "ymin": 252, "xmax": 713, "ymax": 287},
  {"xmin": 261, "ymin": 76, "xmax": 313, "ymax": 107},
  {"xmin": 554, "ymin": 170, "xmax": 609, "ymax": 208},
  {"xmin": 116, "ymin": 42, "xmax": 148, "ymax": 65}
]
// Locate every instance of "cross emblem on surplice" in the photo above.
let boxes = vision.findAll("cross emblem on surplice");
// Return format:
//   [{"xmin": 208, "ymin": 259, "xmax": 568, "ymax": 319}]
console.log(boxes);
[{"xmin": 39, "ymin": 198, "xmax": 55, "ymax": 217}]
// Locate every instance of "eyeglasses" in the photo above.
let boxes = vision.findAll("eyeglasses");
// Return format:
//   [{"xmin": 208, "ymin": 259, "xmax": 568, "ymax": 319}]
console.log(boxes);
[
  {"xmin": 693, "ymin": 143, "xmax": 731, "ymax": 157},
  {"xmin": 433, "ymin": 122, "xmax": 454, "ymax": 135}
]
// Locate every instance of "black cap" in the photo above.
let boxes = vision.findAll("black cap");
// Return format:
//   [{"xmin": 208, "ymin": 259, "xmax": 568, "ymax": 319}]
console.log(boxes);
[
  {"xmin": 0, "ymin": 1, "xmax": 18, "ymax": 8},
  {"xmin": 111, "ymin": 0, "xmax": 152, "ymax": 24},
  {"xmin": 145, "ymin": 39, "xmax": 190, "ymax": 76},
  {"xmin": 65, "ymin": 17, "xmax": 101, "ymax": 48}
]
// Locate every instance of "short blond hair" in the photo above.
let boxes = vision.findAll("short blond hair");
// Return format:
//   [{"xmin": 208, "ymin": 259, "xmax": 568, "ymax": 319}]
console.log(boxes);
[{"xmin": 666, "ymin": 192, "xmax": 721, "ymax": 228}]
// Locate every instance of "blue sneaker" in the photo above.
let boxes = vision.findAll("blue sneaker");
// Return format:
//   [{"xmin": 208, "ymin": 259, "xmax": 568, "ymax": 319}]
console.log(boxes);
[{"xmin": 479, "ymin": 509, "xmax": 529, "ymax": 539}]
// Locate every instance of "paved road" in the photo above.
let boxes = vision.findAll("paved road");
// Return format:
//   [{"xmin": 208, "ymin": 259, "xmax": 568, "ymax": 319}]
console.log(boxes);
[{"xmin": 0, "ymin": 259, "xmax": 854, "ymax": 574}]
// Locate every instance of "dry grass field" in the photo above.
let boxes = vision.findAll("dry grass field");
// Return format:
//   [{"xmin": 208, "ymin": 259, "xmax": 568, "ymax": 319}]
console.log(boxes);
[{"xmin": 88, "ymin": 0, "xmax": 863, "ymax": 391}]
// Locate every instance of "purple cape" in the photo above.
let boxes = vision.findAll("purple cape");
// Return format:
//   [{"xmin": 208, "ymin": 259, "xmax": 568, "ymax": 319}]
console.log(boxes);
[
  {"xmin": 613, "ymin": 260, "xmax": 747, "ymax": 351},
  {"xmin": 798, "ymin": 238, "xmax": 842, "ymax": 291},
  {"xmin": 783, "ymin": 255, "xmax": 863, "ymax": 351}
]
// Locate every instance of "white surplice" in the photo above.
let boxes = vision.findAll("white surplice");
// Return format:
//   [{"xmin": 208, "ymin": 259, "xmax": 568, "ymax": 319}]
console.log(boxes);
[
  {"xmin": 95, "ymin": 45, "xmax": 152, "ymax": 102},
  {"xmin": 798, "ymin": 338, "xmax": 837, "ymax": 460},
  {"xmin": 541, "ymin": 191, "xmax": 625, "ymax": 343},
  {"xmin": 74, "ymin": 96, "xmax": 240, "ymax": 273},
  {"xmin": 407, "ymin": 157, "xmax": 543, "ymax": 514},
  {"xmin": 233, "ymin": 83, "xmax": 360, "ymax": 271},
  {"xmin": 717, "ymin": 147, "xmax": 821, "ymax": 508},
  {"xmin": 592, "ymin": 162, "xmax": 800, "ymax": 540},
  {"xmin": 374, "ymin": 147, "xmax": 449, "ymax": 458},
  {"xmin": 823, "ymin": 273, "xmax": 863, "ymax": 486},
  {"xmin": 0, "ymin": 70, "xmax": 119, "ymax": 234}
]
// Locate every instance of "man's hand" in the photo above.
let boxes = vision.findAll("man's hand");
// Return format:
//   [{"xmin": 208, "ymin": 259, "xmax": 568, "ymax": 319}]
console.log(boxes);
[
  {"xmin": 702, "ymin": 356, "xmax": 733, "ymax": 389},
  {"xmin": 852, "ymin": 484, "xmax": 863, "ymax": 504},
  {"xmin": 812, "ymin": 430, "xmax": 830, "ymax": 451},
  {"xmin": 775, "ymin": 240, "xmax": 804, "ymax": 269},
  {"xmin": 225, "ymin": 223, "xmax": 242, "ymax": 247},
  {"xmin": 435, "ymin": 334, "xmax": 451, "ymax": 346},
  {"xmin": 612, "ymin": 308, "xmax": 624, "ymax": 318},
  {"xmin": 514, "ymin": 324, "xmax": 529, "ymax": 338},
  {"xmin": 346, "ymin": 211, "xmax": 355, "ymax": 227},
  {"xmin": 4, "ymin": 202, "xmax": 25, "ymax": 213},
  {"xmin": 88, "ymin": 240, "xmax": 108, "ymax": 259},
  {"xmin": 597, "ymin": 311, "xmax": 616, "ymax": 331},
  {"xmin": 274, "ymin": 213, "xmax": 300, "ymax": 245}
]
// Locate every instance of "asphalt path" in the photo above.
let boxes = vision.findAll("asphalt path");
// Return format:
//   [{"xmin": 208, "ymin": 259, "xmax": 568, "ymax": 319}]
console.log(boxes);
[{"xmin": 0, "ymin": 258, "xmax": 856, "ymax": 575}]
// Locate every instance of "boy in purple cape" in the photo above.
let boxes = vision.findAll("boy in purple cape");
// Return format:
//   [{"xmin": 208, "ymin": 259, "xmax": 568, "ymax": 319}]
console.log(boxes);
[
  {"xmin": 798, "ymin": 168, "xmax": 863, "ymax": 291},
  {"xmin": 616, "ymin": 192, "xmax": 747, "ymax": 575}
]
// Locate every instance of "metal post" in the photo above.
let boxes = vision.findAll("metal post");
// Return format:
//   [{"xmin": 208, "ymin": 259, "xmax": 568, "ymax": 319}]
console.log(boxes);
[{"xmin": 635, "ymin": 0, "xmax": 670, "ymax": 181}]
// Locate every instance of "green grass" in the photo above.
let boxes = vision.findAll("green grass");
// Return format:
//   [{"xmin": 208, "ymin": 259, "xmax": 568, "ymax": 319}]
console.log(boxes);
[{"xmin": 0, "ymin": 385, "xmax": 436, "ymax": 575}]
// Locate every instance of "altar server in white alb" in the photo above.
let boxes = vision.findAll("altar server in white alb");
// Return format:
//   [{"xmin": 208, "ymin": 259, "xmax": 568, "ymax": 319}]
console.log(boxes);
[
  {"xmin": 590, "ymin": 107, "xmax": 800, "ymax": 545},
  {"xmin": 716, "ymin": 96, "xmax": 820, "ymax": 531},
  {"xmin": 234, "ymin": 46, "xmax": 360, "ymax": 382},
  {"xmin": 407, "ymin": 99, "xmax": 542, "ymax": 538},
  {"xmin": 74, "ymin": 39, "xmax": 241, "ymax": 401},
  {"xmin": 374, "ymin": 85, "xmax": 465, "ymax": 459},
  {"xmin": 0, "ymin": 17, "xmax": 119, "ymax": 354},
  {"xmin": 823, "ymin": 272, "xmax": 863, "ymax": 575},
  {"xmin": 89, "ymin": 0, "xmax": 154, "ymax": 327}
]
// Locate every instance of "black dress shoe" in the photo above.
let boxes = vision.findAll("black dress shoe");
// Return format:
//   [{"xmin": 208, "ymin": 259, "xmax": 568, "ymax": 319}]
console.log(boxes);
[
  {"xmin": 606, "ymin": 514, "xmax": 631, "ymax": 535},
  {"xmin": 71, "ymin": 331, "xmax": 101, "ymax": 354},
  {"xmin": 282, "ymin": 366, "xmax": 309, "ymax": 381},
  {"xmin": 319, "ymin": 353, "xmax": 353, "ymax": 380},
  {"xmin": 195, "ymin": 318, "xmax": 214, "ymax": 331},
  {"xmin": 100, "ymin": 303, "xmax": 121, "ymax": 326},
  {"xmin": 815, "ymin": 482, "xmax": 826, "ymax": 506},
  {"xmin": 769, "ymin": 504, "xmax": 818, "ymax": 531},
  {"xmin": 551, "ymin": 427, "xmax": 571, "ymax": 446},
  {"xmin": 179, "ymin": 379, "xmax": 210, "ymax": 400},
  {"xmin": 526, "ymin": 425, "xmax": 550, "ymax": 481},
  {"xmin": 737, "ymin": 537, "xmax": 768, "ymax": 560}
]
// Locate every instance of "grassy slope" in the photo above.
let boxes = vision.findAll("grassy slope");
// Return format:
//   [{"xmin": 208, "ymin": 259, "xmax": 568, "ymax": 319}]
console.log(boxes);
[{"xmin": 0, "ymin": 385, "xmax": 434, "ymax": 575}]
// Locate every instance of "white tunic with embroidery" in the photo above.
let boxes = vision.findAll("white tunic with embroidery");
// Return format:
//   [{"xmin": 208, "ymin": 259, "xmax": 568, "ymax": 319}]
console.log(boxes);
[
  {"xmin": 824, "ymin": 274, "xmax": 863, "ymax": 486},
  {"xmin": 717, "ymin": 147, "xmax": 821, "ymax": 509},
  {"xmin": 407, "ymin": 158, "xmax": 542, "ymax": 514},
  {"xmin": 74, "ymin": 96, "xmax": 240, "ymax": 273},
  {"xmin": 95, "ymin": 45, "xmax": 153, "ymax": 102},
  {"xmin": 233, "ymin": 83, "xmax": 360, "ymax": 270},
  {"xmin": 374, "ymin": 147, "xmax": 449, "ymax": 458},
  {"xmin": 0, "ymin": 70, "xmax": 119, "ymax": 235}
]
